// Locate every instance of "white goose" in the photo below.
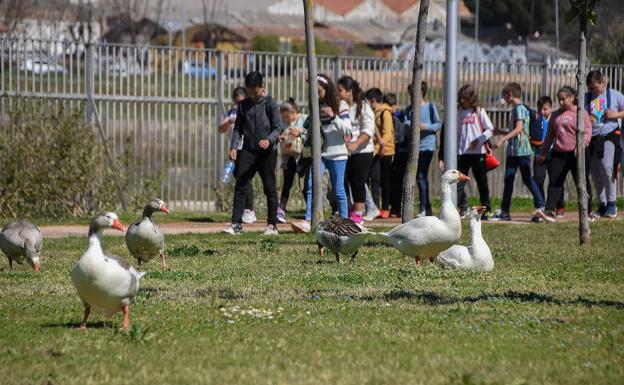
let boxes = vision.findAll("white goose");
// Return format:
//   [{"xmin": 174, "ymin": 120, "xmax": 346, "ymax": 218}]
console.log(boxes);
[
  {"xmin": 125, "ymin": 199, "xmax": 169, "ymax": 269},
  {"xmin": 437, "ymin": 206, "xmax": 493, "ymax": 271},
  {"xmin": 71, "ymin": 212, "xmax": 145, "ymax": 330},
  {"xmin": 316, "ymin": 217, "xmax": 371, "ymax": 263},
  {"xmin": 381, "ymin": 169, "xmax": 469, "ymax": 265},
  {"xmin": 0, "ymin": 220, "xmax": 42, "ymax": 271}
]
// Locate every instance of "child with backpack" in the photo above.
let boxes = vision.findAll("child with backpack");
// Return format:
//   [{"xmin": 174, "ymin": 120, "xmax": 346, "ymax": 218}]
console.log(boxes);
[
  {"xmin": 532, "ymin": 96, "xmax": 566, "ymax": 219},
  {"xmin": 390, "ymin": 82, "xmax": 441, "ymax": 217},
  {"xmin": 585, "ymin": 70, "xmax": 624, "ymax": 219},
  {"xmin": 491, "ymin": 82, "xmax": 550, "ymax": 222}
]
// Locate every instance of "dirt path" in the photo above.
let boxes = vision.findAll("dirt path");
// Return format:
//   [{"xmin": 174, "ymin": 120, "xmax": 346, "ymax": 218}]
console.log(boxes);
[{"xmin": 38, "ymin": 212, "xmax": 614, "ymax": 238}]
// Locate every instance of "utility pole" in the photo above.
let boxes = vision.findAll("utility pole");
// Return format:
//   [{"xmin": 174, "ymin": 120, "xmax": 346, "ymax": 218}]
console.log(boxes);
[
  {"xmin": 303, "ymin": 0, "xmax": 323, "ymax": 227},
  {"xmin": 444, "ymin": 0, "xmax": 459, "ymax": 201}
]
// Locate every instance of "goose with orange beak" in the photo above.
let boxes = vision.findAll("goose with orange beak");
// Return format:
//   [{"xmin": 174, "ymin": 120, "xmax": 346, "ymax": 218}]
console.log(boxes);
[
  {"xmin": 125, "ymin": 199, "xmax": 169, "ymax": 269},
  {"xmin": 381, "ymin": 170, "xmax": 469, "ymax": 266},
  {"xmin": 0, "ymin": 220, "xmax": 42, "ymax": 272},
  {"xmin": 437, "ymin": 205, "xmax": 493, "ymax": 271},
  {"xmin": 71, "ymin": 212, "xmax": 145, "ymax": 330}
]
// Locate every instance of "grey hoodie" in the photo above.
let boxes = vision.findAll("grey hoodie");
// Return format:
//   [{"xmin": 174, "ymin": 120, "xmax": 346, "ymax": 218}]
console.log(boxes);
[{"xmin": 230, "ymin": 94, "xmax": 282, "ymax": 152}]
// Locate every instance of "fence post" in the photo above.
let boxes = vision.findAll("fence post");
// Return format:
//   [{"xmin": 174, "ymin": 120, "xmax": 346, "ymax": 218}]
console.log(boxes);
[
  {"xmin": 85, "ymin": 43, "xmax": 94, "ymax": 124},
  {"xmin": 541, "ymin": 55, "xmax": 550, "ymax": 97},
  {"xmin": 333, "ymin": 56, "xmax": 341, "ymax": 82},
  {"xmin": 216, "ymin": 50, "xmax": 225, "ymax": 169}
]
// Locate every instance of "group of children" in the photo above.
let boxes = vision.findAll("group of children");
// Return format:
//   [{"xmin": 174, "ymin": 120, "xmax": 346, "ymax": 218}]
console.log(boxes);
[{"xmin": 219, "ymin": 69, "xmax": 624, "ymax": 235}]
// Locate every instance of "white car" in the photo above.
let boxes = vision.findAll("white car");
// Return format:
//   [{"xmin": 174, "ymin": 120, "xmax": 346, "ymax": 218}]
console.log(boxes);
[{"xmin": 18, "ymin": 58, "xmax": 65, "ymax": 74}]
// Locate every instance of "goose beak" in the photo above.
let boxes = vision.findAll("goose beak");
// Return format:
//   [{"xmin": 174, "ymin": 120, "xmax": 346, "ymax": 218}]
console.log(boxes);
[
  {"xmin": 458, "ymin": 172, "xmax": 470, "ymax": 182},
  {"xmin": 112, "ymin": 219, "xmax": 127, "ymax": 232},
  {"xmin": 160, "ymin": 205, "xmax": 169, "ymax": 214},
  {"xmin": 476, "ymin": 205, "xmax": 487, "ymax": 214},
  {"xmin": 34, "ymin": 263, "xmax": 40, "ymax": 272}
]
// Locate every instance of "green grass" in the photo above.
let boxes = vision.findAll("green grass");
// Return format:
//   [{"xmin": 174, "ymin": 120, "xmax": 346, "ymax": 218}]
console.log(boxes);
[{"xmin": 1, "ymin": 221, "xmax": 623, "ymax": 384}]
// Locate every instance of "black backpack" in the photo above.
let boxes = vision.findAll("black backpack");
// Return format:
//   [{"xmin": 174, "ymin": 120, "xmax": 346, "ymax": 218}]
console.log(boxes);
[{"xmin": 523, "ymin": 104, "xmax": 543, "ymax": 146}]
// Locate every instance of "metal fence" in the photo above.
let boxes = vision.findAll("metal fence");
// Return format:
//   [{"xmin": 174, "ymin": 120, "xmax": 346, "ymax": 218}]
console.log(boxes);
[{"xmin": 1, "ymin": 37, "xmax": 623, "ymax": 211}]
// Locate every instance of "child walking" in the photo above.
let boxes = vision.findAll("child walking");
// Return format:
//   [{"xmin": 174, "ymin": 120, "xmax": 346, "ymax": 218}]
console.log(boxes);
[
  {"xmin": 491, "ymin": 83, "xmax": 550, "ymax": 222},
  {"xmin": 537, "ymin": 86, "xmax": 593, "ymax": 221},
  {"xmin": 222, "ymin": 72, "xmax": 282, "ymax": 235}
]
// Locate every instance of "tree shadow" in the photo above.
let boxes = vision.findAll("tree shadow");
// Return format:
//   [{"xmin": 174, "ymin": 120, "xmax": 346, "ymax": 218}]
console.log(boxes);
[
  {"xmin": 300, "ymin": 259, "xmax": 336, "ymax": 265},
  {"xmin": 42, "ymin": 321, "xmax": 111, "ymax": 329},
  {"xmin": 382, "ymin": 289, "xmax": 624, "ymax": 309},
  {"xmin": 186, "ymin": 217, "xmax": 217, "ymax": 223}
]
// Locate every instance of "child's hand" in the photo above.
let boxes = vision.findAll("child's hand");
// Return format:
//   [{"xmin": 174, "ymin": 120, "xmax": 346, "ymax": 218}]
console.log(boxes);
[
  {"xmin": 469, "ymin": 139, "xmax": 480, "ymax": 150},
  {"xmin": 229, "ymin": 149, "xmax": 237, "ymax": 161},
  {"xmin": 259, "ymin": 139, "xmax": 270, "ymax": 149},
  {"xmin": 320, "ymin": 106, "xmax": 335, "ymax": 119},
  {"xmin": 438, "ymin": 160, "xmax": 445, "ymax": 172},
  {"xmin": 347, "ymin": 142, "xmax": 358, "ymax": 154}
]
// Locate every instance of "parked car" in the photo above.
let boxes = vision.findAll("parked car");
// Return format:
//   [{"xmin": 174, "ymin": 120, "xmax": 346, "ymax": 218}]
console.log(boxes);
[
  {"xmin": 106, "ymin": 60, "xmax": 150, "ymax": 77},
  {"xmin": 18, "ymin": 58, "xmax": 65, "ymax": 74},
  {"xmin": 182, "ymin": 61, "xmax": 217, "ymax": 78}
]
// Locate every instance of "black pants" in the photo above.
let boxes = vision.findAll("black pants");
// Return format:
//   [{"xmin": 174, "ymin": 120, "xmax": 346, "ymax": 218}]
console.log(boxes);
[
  {"xmin": 545, "ymin": 150, "xmax": 592, "ymax": 213},
  {"xmin": 457, "ymin": 153, "xmax": 491, "ymax": 213},
  {"xmin": 533, "ymin": 147, "xmax": 565, "ymax": 209},
  {"xmin": 280, "ymin": 156, "xmax": 297, "ymax": 210},
  {"xmin": 416, "ymin": 151, "xmax": 434, "ymax": 213},
  {"xmin": 346, "ymin": 152, "xmax": 374, "ymax": 203},
  {"xmin": 232, "ymin": 149, "xmax": 278, "ymax": 225},
  {"xmin": 390, "ymin": 152, "xmax": 408, "ymax": 213},
  {"xmin": 370, "ymin": 155, "xmax": 393, "ymax": 210}
]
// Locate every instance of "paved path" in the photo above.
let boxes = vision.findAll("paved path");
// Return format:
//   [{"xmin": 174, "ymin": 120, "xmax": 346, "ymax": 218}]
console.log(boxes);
[{"xmin": 38, "ymin": 212, "xmax": 614, "ymax": 238}]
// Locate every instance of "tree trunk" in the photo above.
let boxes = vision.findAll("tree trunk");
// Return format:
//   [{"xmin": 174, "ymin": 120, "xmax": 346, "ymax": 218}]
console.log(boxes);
[
  {"xmin": 303, "ymin": 0, "xmax": 323, "ymax": 227},
  {"xmin": 401, "ymin": 0, "xmax": 430, "ymax": 223},
  {"xmin": 576, "ymin": 14, "xmax": 591, "ymax": 245}
]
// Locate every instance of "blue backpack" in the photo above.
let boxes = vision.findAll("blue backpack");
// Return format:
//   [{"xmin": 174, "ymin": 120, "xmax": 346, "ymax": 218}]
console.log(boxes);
[{"xmin": 523, "ymin": 104, "xmax": 543, "ymax": 146}]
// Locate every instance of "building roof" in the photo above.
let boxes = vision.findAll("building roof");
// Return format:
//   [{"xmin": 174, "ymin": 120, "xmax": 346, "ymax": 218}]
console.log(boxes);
[
  {"xmin": 382, "ymin": 0, "xmax": 418, "ymax": 14},
  {"xmin": 316, "ymin": 0, "xmax": 364, "ymax": 16}
]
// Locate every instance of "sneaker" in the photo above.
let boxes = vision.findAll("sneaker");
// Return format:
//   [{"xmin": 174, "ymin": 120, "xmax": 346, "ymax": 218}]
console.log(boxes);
[
  {"xmin": 416, "ymin": 210, "xmax": 427, "ymax": 218},
  {"xmin": 349, "ymin": 212, "xmax": 364, "ymax": 224},
  {"xmin": 531, "ymin": 216, "xmax": 543, "ymax": 223},
  {"xmin": 291, "ymin": 221, "xmax": 311, "ymax": 234},
  {"xmin": 533, "ymin": 208, "xmax": 555, "ymax": 223},
  {"xmin": 363, "ymin": 207, "xmax": 380, "ymax": 222},
  {"xmin": 481, "ymin": 211, "xmax": 491, "ymax": 221},
  {"xmin": 555, "ymin": 207, "xmax": 566, "ymax": 218},
  {"xmin": 605, "ymin": 202, "xmax": 617, "ymax": 218},
  {"xmin": 242, "ymin": 209, "xmax": 257, "ymax": 224},
  {"xmin": 277, "ymin": 207, "xmax": 287, "ymax": 223},
  {"xmin": 459, "ymin": 209, "xmax": 468, "ymax": 219},
  {"xmin": 378, "ymin": 210, "xmax": 390, "ymax": 219},
  {"xmin": 491, "ymin": 211, "xmax": 511, "ymax": 221},
  {"xmin": 222, "ymin": 223, "xmax": 243, "ymax": 235},
  {"xmin": 390, "ymin": 210, "xmax": 401, "ymax": 218},
  {"xmin": 263, "ymin": 224, "xmax": 279, "ymax": 235}
]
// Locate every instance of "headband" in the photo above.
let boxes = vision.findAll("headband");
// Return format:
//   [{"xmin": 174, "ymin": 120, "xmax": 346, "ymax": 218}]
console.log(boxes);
[{"xmin": 316, "ymin": 75, "xmax": 328, "ymax": 85}]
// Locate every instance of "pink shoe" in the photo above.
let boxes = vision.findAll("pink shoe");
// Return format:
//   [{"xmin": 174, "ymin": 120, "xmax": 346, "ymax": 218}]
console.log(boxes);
[{"xmin": 349, "ymin": 212, "xmax": 364, "ymax": 224}]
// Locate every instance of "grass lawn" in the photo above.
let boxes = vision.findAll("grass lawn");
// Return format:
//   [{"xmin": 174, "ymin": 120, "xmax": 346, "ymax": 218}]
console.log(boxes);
[{"xmin": 0, "ymin": 220, "xmax": 623, "ymax": 385}]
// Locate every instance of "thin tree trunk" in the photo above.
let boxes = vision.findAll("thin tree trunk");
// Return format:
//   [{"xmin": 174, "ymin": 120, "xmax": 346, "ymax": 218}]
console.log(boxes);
[
  {"xmin": 401, "ymin": 0, "xmax": 430, "ymax": 223},
  {"xmin": 576, "ymin": 14, "xmax": 591, "ymax": 245},
  {"xmin": 303, "ymin": 0, "xmax": 323, "ymax": 227}
]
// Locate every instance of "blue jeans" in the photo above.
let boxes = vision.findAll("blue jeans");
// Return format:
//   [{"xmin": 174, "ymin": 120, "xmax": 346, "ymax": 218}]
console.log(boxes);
[
  {"xmin": 305, "ymin": 158, "xmax": 348, "ymax": 221},
  {"xmin": 502, "ymin": 155, "xmax": 544, "ymax": 213}
]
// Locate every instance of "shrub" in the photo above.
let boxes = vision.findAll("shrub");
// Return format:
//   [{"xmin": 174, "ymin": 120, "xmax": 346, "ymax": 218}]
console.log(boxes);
[
  {"xmin": 251, "ymin": 34, "xmax": 280, "ymax": 52},
  {"xmin": 0, "ymin": 99, "xmax": 161, "ymax": 219}
]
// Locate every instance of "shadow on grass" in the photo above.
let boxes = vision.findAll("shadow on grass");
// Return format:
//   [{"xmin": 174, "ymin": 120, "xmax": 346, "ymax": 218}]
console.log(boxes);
[
  {"xmin": 383, "ymin": 289, "xmax": 624, "ymax": 309},
  {"xmin": 301, "ymin": 259, "xmax": 337, "ymax": 265},
  {"xmin": 187, "ymin": 217, "xmax": 217, "ymax": 223},
  {"xmin": 42, "ymin": 321, "xmax": 111, "ymax": 329}
]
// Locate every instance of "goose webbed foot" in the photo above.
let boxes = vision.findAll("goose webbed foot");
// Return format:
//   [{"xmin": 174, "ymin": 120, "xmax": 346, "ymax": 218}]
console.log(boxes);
[
  {"xmin": 79, "ymin": 307, "xmax": 91, "ymax": 331},
  {"xmin": 317, "ymin": 242, "xmax": 325, "ymax": 257},
  {"xmin": 121, "ymin": 305, "xmax": 130, "ymax": 331},
  {"xmin": 350, "ymin": 251, "xmax": 358, "ymax": 264},
  {"xmin": 414, "ymin": 257, "xmax": 422, "ymax": 267},
  {"xmin": 335, "ymin": 253, "xmax": 340, "ymax": 263},
  {"xmin": 429, "ymin": 256, "xmax": 435, "ymax": 264},
  {"xmin": 160, "ymin": 252, "xmax": 168, "ymax": 270}
]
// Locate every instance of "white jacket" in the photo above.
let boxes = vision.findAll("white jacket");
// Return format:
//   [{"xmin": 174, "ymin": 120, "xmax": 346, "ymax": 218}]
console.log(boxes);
[
  {"xmin": 321, "ymin": 100, "xmax": 352, "ymax": 160},
  {"xmin": 346, "ymin": 101, "xmax": 375, "ymax": 154}
]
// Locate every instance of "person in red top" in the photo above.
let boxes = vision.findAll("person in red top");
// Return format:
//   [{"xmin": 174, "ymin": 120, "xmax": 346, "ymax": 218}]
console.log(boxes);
[{"xmin": 537, "ymin": 86, "xmax": 593, "ymax": 221}]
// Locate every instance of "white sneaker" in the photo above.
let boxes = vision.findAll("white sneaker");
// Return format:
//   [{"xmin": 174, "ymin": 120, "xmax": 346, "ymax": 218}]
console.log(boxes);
[
  {"xmin": 242, "ymin": 209, "xmax": 257, "ymax": 224},
  {"xmin": 277, "ymin": 207, "xmax": 287, "ymax": 223},
  {"xmin": 222, "ymin": 223, "xmax": 243, "ymax": 235},
  {"xmin": 363, "ymin": 207, "xmax": 380, "ymax": 222},
  {"xmin": 263, "ymin": 224, "xmax": 279, "ymax": 235},
  {"xmin": 533, "ymin": 208, "xmax": 555, "ymax": 223},
  {"xmin": 416, "ymin": 210, "xmax": 426, "ymax": 218},
  {"xmin": 291, "ymin": 221, "xmax": 311, "ymax": 233}
]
